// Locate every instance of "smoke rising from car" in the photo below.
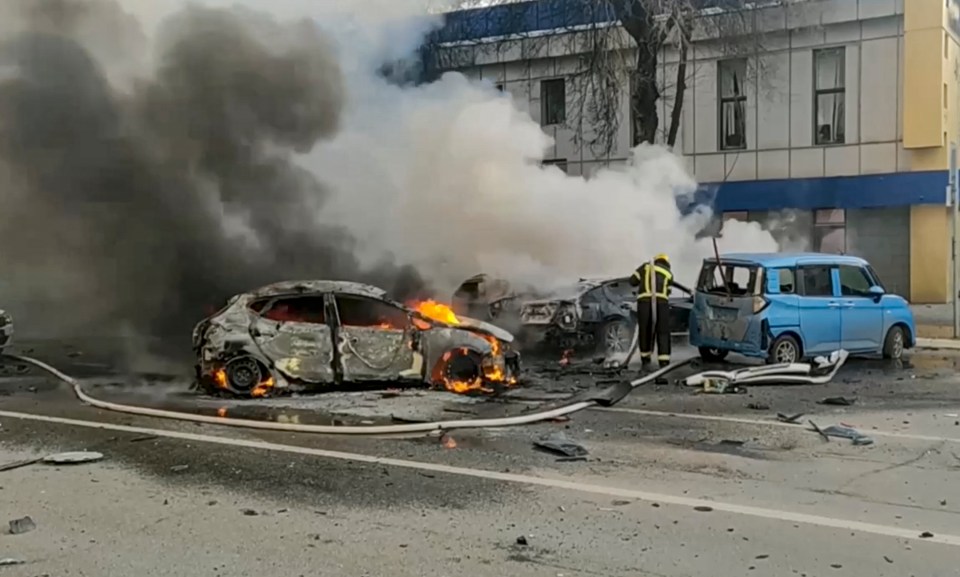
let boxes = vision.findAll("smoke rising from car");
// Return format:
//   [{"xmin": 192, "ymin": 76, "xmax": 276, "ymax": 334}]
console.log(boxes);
[
  {"xmin": 0, "ymin": 0, "xmax": 430, "ymax": 344},
  {"xmin": 0, "ymin": 0, "xmax": 780, "ymax": 350}
]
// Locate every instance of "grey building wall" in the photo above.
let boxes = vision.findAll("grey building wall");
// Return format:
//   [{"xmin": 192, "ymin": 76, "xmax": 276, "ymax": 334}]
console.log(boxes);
[{"xmin": 846, "ymin": 207, "xmax": 910, "ymax": 297}]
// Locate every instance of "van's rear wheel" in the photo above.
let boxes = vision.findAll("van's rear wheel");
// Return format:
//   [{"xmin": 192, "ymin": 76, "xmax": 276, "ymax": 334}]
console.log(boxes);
[
  {"xmin": 698, "ymin": 347, "xmax": 729, "ymax": 362},
  {"xmin": 768, "ymin": 335, "xmax": 800, "ymax": 364},
  {"xmin": 882, "ymin": 326, "xmax": 905, "ymax": 360}
]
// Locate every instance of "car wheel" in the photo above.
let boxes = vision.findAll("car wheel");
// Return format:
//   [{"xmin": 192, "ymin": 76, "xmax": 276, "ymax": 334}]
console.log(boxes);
[
  {"xmin": 599, "ymin": 318, "xmax": 634, "ymax": 355},
  {"xmin": 768, "ymin": 335, "xmax": 801, "ymax": 364},
  {"xmin": 698, "ymin": 347, "xmax": 729, "ymax": 362},
  {"xmin": 882, "ymin": 325, "xmax": 905, "ymax": 360},
  {"xmin": 224, "ymin": 356, "xmax": 262, "ymax": 394}
]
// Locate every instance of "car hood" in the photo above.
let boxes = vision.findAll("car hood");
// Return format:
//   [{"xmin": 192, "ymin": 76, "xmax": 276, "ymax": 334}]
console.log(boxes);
[{"xmin": 454, "ymin": 316, "xmax": 515, "ymax": 343}]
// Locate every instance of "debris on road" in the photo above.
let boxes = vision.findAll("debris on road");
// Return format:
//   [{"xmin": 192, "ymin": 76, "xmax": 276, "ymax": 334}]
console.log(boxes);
[
  {"xmin": 809, "ymin": 420, "xmax": 830, "ymax": 442},
  {"xmin": 693, "ymin": 506, "xmax": 714, "ymax": 512},
  {"xmin": 777, "ymin": 412, "xmax": 804, "ymax": 424},
  {"xmin": 746, "ymin": 403, "xmax": 770, "ymax": 411},
  {"xmin": 819, "ymin": 396, "xmax": 856, "ymax": 406},
  {"xmin": 920, "ymin": 531, "xmax": 934, "ymax": 538},
  {"xmin": 440, "ymin": 434, "xmax": 457, "ymax": 449},
  {"xmin": 685, "ymin": 350, "xmax": 849, "ymax": 390},
  {"xmin": 809, "ymin": 422, "xmax": 875, "ymax": 445},
  {"xmin": 8, "ymin": 516, "xmax": 36, "ymax": 535},
  {"xmin": 0, "ymin": 558, "xmax": 25, "ymax": 567},
  {"xmin": 170, "ymin": 465, "xmax": 189, "ymax": 472},
  {"xmin": 0, "ymin": 458, "xmax": 41, "ymax": 473},
  {"xmin": 241, "ymin": 509, "xmax": 259, "ymax": 516},
  {"xmin": 515, "ymin": 535, "xmax": 528, "ymax": 546},
  {"xmin": 534, "ymin": 432, "xmax": 588, "ymax": 458},
  {"xmin": 42, "ymin": 451, "xmax": 104, "ymax": 465},
  {"xmin": 883, "ymin": 556, "xmax": 893, "ymax": 564}
]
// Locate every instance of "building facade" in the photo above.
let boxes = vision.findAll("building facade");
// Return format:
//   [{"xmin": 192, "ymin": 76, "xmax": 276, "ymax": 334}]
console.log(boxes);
[{"xmin": 431, "ymin": 0, "xmax": 959, "ymax": 303}]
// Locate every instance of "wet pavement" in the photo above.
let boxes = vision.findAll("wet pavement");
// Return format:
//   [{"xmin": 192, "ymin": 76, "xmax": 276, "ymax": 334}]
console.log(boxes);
[{"xmin": 2, "ymin": 339, "xmax": 960, "ymax": 576}]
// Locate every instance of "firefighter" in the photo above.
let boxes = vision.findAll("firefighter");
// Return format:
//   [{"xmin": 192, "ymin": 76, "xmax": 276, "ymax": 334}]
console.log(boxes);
[{"xmin": 629, "ymin": 253, "xmax": 691, "ymax": 368}]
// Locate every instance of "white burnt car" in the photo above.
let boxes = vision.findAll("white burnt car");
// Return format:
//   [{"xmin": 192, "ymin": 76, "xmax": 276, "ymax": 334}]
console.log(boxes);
[
  {"xmin": 0, "ymin": 309, "xmax": 12, "ymax": 353},
  {"xmin": 192, "ymin": 281, "xmax": 520, "ymax": 397}
]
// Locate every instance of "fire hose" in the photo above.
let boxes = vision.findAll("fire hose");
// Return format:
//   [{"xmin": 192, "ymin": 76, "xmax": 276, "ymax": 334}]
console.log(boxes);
[{"xmin": 4, "ymin": 353, "xmax": 694, "ymax": 435}]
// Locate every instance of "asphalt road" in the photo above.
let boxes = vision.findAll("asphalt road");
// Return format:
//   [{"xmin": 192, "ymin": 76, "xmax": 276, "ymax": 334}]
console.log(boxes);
[{"xmin": 2, "ymin": 340, "xmax": 960, "ymax": 576}]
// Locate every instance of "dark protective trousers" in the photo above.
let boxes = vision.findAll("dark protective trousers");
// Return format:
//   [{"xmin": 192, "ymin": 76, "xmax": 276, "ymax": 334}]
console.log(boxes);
[{"xmin": 637, "ymin": 297, "xmax": 672, "ymax": 366}]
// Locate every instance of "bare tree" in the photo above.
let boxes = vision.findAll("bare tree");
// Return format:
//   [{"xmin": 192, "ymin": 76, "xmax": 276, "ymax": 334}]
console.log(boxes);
[{"xmin": 426, "ymin": 0, "xmax": 769, "ymax": 159}]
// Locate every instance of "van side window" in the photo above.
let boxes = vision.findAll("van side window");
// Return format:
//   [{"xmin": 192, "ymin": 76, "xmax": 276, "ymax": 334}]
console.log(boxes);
[
  {"xmin": 779, "ymin": 269, "xmax": 796, "ymax": 294},
  {"xmin": 838, "ymin": 265, "xmax": 873, "ymax": 297},
  {"xmin": 800, "ymin": 266, "xmax": 833, "ymax": 297}
]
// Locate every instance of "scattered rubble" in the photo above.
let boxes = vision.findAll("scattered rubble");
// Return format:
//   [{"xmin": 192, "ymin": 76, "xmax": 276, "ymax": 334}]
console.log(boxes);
[
  {"xmin": 515, "ymin": 535, "xmax": 528, "ymax": 546},
  {"xmin": 42, "ymin": 451, "xmax": 103, "ymax": 465},
  {"xmin": 8, "ymin": 516, "xmax": 36, "ymax": 535},
  {"xmin": 533, "ymin": 432, "xmax": 588, "ymax": 458},
  {"xmin": 746, "ymin": 403, "xmax": 770, "ymax": 411},
  {"xmin": 809, "ymin": 422, "xmax": 874, "ymax": 445},
  {"xmin": 0, "ymin": 559, "xmax": 25, "ymax": 567},
  {"xmin": 776, "ymin": 412, "xmax": 804, "ymax": 424},
  {"xmin": 819, "ymin": 396, "xmax": 856, "ymax": 406}
]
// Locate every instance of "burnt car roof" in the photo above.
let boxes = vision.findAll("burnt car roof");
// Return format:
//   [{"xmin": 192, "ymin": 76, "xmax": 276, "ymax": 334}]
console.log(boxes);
[{"xmin": 249, "ymin": 280, "xmax": 388, "ymax": 300}]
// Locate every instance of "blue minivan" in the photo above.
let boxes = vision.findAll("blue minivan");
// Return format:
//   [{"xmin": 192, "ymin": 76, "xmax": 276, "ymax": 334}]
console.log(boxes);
[{"xmin": 688, "ymin": 253, "xmax": 916, "ymax": 363}]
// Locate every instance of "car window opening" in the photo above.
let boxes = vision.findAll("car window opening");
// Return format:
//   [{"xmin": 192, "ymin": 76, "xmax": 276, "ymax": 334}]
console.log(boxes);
[
  {"xmin": 336, "ymin": 295, "xmax": 408, "ymax": 329},
  {"xmin": 697, "ymin": 262, "xmax": 760, "ymax": 296},
  {"xmin": 800, "ymin": 266, "xmax": 833, "ymax": 297},
  {"xmin": 778, "ymin": 269, "xmax": 796, "ymax": 294},
  {"xmin": 839, "ymin": 265, "xmax": 873, "ymax": 297},
  {"xmin": 260, "ymin": 296, "xmax": 326, "ymax": 324}
]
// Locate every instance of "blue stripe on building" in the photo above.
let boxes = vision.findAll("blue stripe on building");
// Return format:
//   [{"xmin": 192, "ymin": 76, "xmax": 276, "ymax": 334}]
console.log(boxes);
[{"xmin": 694, "ymin": 170, "xmax": 949, "ymax": 212}]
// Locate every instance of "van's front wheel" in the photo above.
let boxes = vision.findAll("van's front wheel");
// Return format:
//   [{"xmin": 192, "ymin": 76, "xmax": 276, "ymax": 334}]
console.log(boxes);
[
  {"xmin": 768, "ymin": 335, "xmax": 801, "ymax": 364},
  {"xmin": 698, "ymin": 347, "xmax": 729, "ymax": 362},
  {"xmin": 882, "ymin": 326, "xmax": 905, "ymax": 360}
]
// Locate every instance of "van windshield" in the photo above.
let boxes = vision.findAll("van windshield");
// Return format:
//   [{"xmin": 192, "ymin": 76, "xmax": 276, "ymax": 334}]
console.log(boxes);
[{"xmin": 697, "ymin": 261, "xmax": 762, "ymax": 296}]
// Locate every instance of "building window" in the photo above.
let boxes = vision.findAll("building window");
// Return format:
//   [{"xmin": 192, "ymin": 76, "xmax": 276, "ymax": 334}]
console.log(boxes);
[
  {"xmin": 814, "ymin": 47, "xmax": 846, "ymax": 145},
  {"xmin": 542, "ymin": 158, "xmax": 567, "ymax": 173},
  {"xmin": 718, "ymin": 58, "xmax": 747, "ymax": 150},
  {"xmin": 814, "ymin": 208, "xmax": 846, "ymax": 253},
  {"xmin": 541, "ymin": 78, "xmax": 566, "ymax": 126}
]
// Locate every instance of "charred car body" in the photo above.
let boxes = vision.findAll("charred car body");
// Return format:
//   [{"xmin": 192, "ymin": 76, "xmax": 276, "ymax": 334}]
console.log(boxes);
[
  {"xmin": 192, "ymin": 281, "xmax": 520, "ymax": 397},
  {"xmin": 0, "ymin": 309, "xmax": 12, "ymax": 353},
  {"xmin": 453, "ymin": 276, "xmax": 692, "ymax": 355}
]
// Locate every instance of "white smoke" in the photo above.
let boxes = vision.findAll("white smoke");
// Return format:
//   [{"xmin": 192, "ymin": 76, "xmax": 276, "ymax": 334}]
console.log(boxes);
[{"xmin": 82, "ymin": 0, "xmax": 781, "ymax": 295}]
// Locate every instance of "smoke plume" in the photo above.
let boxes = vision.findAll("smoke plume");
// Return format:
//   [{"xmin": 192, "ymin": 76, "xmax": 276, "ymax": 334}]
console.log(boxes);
[{"xmin": 0, "ymin": 0, "xmax": 779, "ymax": 348}]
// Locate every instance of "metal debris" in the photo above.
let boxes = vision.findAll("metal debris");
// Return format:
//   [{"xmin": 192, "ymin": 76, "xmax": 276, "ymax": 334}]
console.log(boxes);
[
  {"xmin": 515, "ymin": 535, "xmax": 528, "ymax": 546},
  {"xmin": 534, "ymin": 432, "xmax": 588, "ymax": 458},
  {"xmin": 0, "ymin": 559, "xmax": 25, "ymax": 567},
  {"xmin": 746, "ymin": 403, "xmax": 770, "ymax": 411},
  {"xmin": 241, "ymin": 509, "xmax": 259, "ymax": 516},
  {"xmin": 8, "ymin": 516, "xmax": 36, "ymax": 535},
  {"xmin": 686, "ymin": 350, "xmax": 850, "ymax": 390},
  {"xmin": 777, "ymin": 412, "xmax": 804, "ymax": 424},
  {"xmin": 819, "ymin": 396, "xmax": 856, "ymax": 406},
  {"xmin": 42, "ymin": 451, "xmax": 104, "ymax": 465},
  {"xmin": 0, "ymin": 458, "xmax": 41, "ymax": 473},
  {"xmin": 810, "ymin": 422, "xmax": 875, "ymax": 445}
]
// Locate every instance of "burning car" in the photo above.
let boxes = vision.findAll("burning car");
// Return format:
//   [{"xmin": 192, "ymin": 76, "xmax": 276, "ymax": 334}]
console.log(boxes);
[
  {"xmin": 192, "ymin": 280, "xmax": 520, "ymax": 397},
  {"xmin": 453, "ymin": 276, "xmax": 692, "ymax": 355},
  {"xmin": 0, "ymin": 309, "xmax": 12, "ymax": 353}
]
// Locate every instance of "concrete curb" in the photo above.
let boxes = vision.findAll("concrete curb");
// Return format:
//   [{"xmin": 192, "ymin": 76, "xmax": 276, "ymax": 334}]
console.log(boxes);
[{"xmin": 915, "ymin": 337, "xmax": 960, "ymax": 350}]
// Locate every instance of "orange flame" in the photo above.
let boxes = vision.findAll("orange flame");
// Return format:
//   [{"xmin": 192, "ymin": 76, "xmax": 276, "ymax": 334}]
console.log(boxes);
[
  {"xmin": 251, "ymin": 376, "xmax": 275, "ymax": 398},
  {"xmin": 441, "ymin": 434, "xmax": 457, "ymax": 449},
  {"xmin": 413, "ymin": 300, "xmax": 460, "ymax": 325},
  {"xmin": 217, "ymin": 407, "xmax": 228, "ymax": 418},
  {"xmin": 213, "ymin": 368, "xmax": 229, "ymax": 390}
]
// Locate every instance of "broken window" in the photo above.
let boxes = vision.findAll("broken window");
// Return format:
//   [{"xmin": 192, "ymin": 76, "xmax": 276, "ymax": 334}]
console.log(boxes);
[
  {"xmin": 541, "ymin": 78, "xmax": 566, "ymax": 126},
  {"xmin": 697, "ymin": 262, "xmax": 761, "ymax": 296},
  {"xmin": 814, "ymin": 47, "xmax": 846, "ymax": 145},
  {"xmin": 718, "ymin": 58, "xmax": 747, "ymax": 150},
  {"xmin": 260, "ymin": 296, "xmax": 326, "ymax": 324},
  {"xmin": 799, "ymin": 266, "xmax": 834, "ymax": 297},
  {"xmin": 334, "ymin": 295, "xmax": 408, "ymax": 329}
]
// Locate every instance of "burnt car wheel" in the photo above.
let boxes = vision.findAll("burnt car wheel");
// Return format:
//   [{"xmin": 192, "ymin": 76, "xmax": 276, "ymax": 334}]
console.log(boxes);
[
  {"xmin": 443, "ymin": 349, "xmax": 482, "ymax": 383},
  {"xmin": 225, "ymin": 357, "xmax": 262, "ymax": 394},
  {"xmin": 598, "ymin": 318, "xmax": 634, "ymax": 355}
]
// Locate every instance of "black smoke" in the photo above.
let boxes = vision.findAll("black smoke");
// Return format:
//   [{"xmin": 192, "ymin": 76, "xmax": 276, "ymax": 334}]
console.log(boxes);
[{"xmin": 0, "ymin": 0, "xmax": 429, "ymax": 347}]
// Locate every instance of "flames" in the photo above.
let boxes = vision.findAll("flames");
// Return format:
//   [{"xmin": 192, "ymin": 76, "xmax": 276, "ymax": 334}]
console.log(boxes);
[
  {"xmin": 211, "ymin": 367, "xmax": 274, "ymax": 397},
  {"xmin": 413, "ymin": 300, "xmax": 460, "ymax": 325}
]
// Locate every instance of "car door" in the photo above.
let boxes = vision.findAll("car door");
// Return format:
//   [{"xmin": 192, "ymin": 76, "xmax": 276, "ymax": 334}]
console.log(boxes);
[
  {"xmin": 796, "ymin": 264, "xmax": 841, "ymax": 354},
  {"xmin": 332, "ymin": 294, "xmax": 418, "ymax": 382},
  {"xmin": 250, "ymin": 295, "xmax": 336, "ymax": 383},
  {"xmin": 837, "ymin": 264, "xmax": 883, "ymax": 352}
]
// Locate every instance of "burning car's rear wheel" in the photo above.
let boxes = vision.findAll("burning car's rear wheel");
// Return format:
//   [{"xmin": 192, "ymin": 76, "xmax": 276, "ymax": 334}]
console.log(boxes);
[
  {"xmin": 224, "ymin": 357, "xmax": 262, "ymax": 394},
  {"xmin": 443, "ymin": 349, "xmax": 482, "ymax": 383},
  {"xmin": 598, "ymin": 318, "xmax": 634, "ymax": 355}
]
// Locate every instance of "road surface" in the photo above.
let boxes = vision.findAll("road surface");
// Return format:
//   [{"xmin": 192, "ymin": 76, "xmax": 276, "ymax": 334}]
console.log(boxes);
[{"xmin": 1, "ymin": 340, "xmax": 959, "ymax": 576}]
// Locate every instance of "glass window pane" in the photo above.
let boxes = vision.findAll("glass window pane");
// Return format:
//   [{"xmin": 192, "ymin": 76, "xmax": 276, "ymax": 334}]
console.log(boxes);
[
  {"xmin": 815, "ymin": 209, "xmax": 845, "ymax": 225},
  {"xmin": 801, "ymin": 266, "xmax": 833, "ymax": 297},
  {"xmin": 838, "ymin": 265, "xmax": 873, "ymax": 296},
  {"xmin": 815, "ymin": 48, "xmax": 845, "ymax": 90},
  {"xmin": 779, "ymin": 269, "xmax": 796, "ymax": 294},
  {"xmin": 721, "ymin": 100, "xmax": 746, "ymax": 148},
  {"xmin": 816, "ymin": 93, "xmax": 845, "ymax": 144},
  {"xmin": 816, "ymin": 227, "xmax": 846, "ymax": 254},
  {"xmin": 719, "ymin": 59, "xmax": 746, "ymax": 98}
]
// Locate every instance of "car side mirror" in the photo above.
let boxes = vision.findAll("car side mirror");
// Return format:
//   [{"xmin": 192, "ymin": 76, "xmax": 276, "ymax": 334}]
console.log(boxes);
[{"xmin": 868, "ymin": 285, "xmax": 884, "ymax": 301}]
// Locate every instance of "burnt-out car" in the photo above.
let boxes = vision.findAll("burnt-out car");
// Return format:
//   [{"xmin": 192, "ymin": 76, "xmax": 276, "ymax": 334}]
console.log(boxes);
[
  {"xmin": 453, "ymin": 276, "xmax": 692, "ymax": 355},
  {"xmin": 0, "ymin": 309, "xmax": 12, "ymax": 353},
  {"xmin": 192, "ymin": 281, "xmax": 520, "ymax": 398}
]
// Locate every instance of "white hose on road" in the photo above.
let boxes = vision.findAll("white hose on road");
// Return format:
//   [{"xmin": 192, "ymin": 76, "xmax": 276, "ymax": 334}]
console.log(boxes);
[{"xmin": 4, "ymin": 354, "xmax": 692, "ymax": 435}]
